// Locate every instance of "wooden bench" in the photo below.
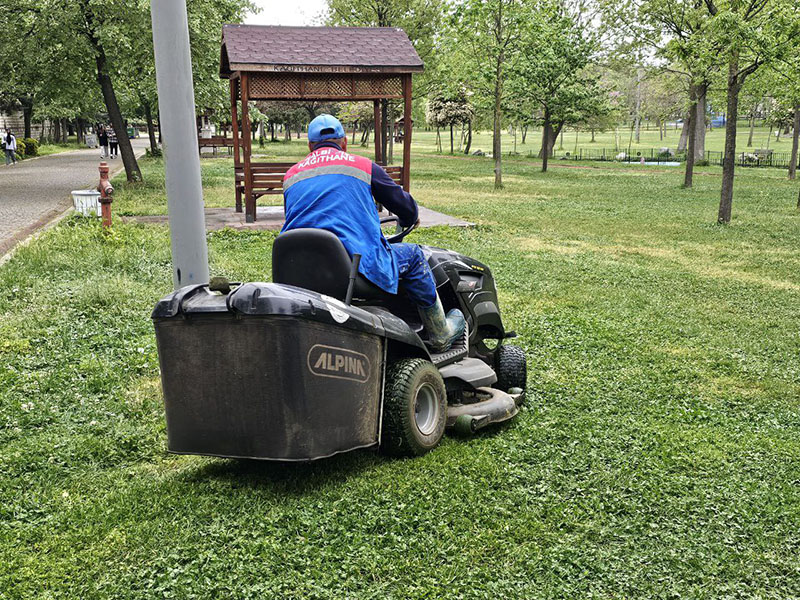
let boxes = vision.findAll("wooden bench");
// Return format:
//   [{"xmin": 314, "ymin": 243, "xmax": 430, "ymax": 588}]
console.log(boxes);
[
  {"xmin": 234, "ymin": 162, "xmax": 404, "ymax": 214},
  {"xmin": 198, "ymin": 136, "xmax": 236, "ymax": 157}
]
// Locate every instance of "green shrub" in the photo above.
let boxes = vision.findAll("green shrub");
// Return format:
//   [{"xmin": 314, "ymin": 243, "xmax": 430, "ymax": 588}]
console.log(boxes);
[
  {"xmin": 22, "ymin": 137, "xmax": 39, "ymax": 157},
  {"xmin": 694, "ymin": 159, "xmax": 710, "ymax": 167},
  {"xmin": 14, "ymin": 138, "xmax": 26, "ymax": 160},
  {"xmin": 145, "ymin": 147, "xmax": 162, "ymax": 158}
]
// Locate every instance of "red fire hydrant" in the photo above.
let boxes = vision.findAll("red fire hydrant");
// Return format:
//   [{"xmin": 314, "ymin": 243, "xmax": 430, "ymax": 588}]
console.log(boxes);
[{"xmin": 97, "ymin": 162, "xmax": 114, "ymax": 229}]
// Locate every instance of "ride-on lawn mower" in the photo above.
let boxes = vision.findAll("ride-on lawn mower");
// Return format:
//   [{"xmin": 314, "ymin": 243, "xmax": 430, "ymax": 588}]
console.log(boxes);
[{"xmin": 152, "ymin": 218, "xmax": 527, "ymax": 461}]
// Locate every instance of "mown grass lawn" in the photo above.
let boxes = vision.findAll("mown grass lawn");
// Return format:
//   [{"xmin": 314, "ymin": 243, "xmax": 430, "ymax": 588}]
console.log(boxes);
[{"xmin": 2, "ymin": 142, "xmax": 800, "ymax": 598}]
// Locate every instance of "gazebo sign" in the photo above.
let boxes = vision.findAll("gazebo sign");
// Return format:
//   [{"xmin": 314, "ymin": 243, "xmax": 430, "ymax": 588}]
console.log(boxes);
[{"xmin": 220, "ymin": 25, "xmax": 423, "ymax": 222}]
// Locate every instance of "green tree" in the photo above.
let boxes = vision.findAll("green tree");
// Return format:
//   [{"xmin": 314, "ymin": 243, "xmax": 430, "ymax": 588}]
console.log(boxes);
[
  {"xmin": 452, "ymin": 0, "xmax": 524, "ymax": 189},
  {"xmin": 510, "ymin": 0, "xmax": 600, "ymax": 172},
  {"xmin": 706, "ymin": 0, "xmax": 800, "ymax": 223},
  {"xmin": 326, "ymin": 0, "xmax": 445, "ymax": 163},
  {"xmin": 426, "ymin": 89, "xmax": 473, "ymax": 154}
]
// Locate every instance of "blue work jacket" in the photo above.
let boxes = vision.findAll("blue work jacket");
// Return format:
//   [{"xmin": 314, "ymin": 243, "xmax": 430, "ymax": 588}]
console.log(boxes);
[{"xmin": 281, "ymin": 142, "xmax": 418, "ymax": 294}]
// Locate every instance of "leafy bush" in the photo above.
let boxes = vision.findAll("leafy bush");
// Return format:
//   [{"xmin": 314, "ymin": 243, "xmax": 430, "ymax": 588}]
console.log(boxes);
[
  {"xmin": 22, "ymin": 137, "xmax": 39, "ymax": 157},
  {"xmin": 145, "ymin": 147, "xmax": 162, "ymax": 158},
  {"xmin": 694, "ymin": 159, "xmax": 710, "ymax": 167},
  {"xmin": 14, "ymin": 138, "xmax": 26, "ymax": 160}
]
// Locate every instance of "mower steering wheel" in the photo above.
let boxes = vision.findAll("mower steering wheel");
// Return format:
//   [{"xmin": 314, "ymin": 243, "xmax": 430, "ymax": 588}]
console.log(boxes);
[{"xmin": 381, "ymin": 215, "xmax": 416, "ymax": 243}]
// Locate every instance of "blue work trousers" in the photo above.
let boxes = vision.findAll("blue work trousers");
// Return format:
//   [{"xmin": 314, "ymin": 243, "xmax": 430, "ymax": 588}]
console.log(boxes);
[{"xmin": 391, "ymin": 243, "xmax": 438, "ymax": 308}]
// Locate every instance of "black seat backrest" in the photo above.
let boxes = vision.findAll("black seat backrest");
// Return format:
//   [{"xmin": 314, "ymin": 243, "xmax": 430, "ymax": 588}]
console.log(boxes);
[{"xmin": 272, "ymin": 229, "xmax": 353, "ymax": 299}]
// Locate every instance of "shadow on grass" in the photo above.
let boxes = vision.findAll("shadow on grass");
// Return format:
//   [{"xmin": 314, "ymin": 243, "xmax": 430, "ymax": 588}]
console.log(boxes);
[{"xmin": 175, "ymin": 447, "xmax": 385, "ymax": 495}]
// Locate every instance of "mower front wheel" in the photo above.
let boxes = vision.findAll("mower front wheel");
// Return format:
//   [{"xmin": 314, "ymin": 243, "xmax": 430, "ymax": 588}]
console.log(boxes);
[
  {"xmin": 495, "ymin": 344, "xmax": 527, "ymax": 402},
  {"xmin": 381, "ymin": 358, "xmax": 446, "ymax": 457}
]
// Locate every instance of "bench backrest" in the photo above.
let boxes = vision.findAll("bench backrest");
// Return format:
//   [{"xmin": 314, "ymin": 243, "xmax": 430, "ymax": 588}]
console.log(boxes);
[{"xmin": 234, "ymin": 163, "xmax": 403, "ymax": 190}]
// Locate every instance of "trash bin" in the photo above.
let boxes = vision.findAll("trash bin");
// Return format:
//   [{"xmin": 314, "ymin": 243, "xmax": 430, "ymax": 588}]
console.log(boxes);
[
  {"xmin": 126, "ymin": 127, "xmax": 138, "ymax": 139},
  {"xmin": 85, "ymin": 133, "xmax": 98, "ymax": 148},
  {"xmin": 71, "ymin": 190, "xmax": 101, "ymax": 217}
]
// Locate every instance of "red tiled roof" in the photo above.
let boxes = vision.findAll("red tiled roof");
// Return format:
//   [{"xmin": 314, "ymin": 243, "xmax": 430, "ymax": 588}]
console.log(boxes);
[{"xmin": 220, "ymin": 25, "xmax": 424, "ymax": 76}]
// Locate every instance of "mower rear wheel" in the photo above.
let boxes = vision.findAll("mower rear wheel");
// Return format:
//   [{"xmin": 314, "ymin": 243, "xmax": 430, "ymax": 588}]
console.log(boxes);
[
  {"xmin": 494, "ymin": 344, "xmax": 527, "ymax": 401},
  {"xmin": 381, "ymin": 358, "xmax": 446, "ymax": 457}
]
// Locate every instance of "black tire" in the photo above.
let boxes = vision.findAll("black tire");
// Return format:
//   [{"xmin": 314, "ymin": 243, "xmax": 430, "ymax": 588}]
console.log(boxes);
[
  {"xmin": 494, "ymin": 344, "xmax": 527, "ymax": 399},
  {"xmin": 381, "ymin": 358, "xmax": 447, "ymax": 457}
]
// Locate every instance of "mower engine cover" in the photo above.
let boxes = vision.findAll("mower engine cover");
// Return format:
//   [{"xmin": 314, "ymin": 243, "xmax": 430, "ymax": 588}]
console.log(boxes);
[{"xmin": 152, "ymin": 283, "xmax": 419, "ymax": 461}]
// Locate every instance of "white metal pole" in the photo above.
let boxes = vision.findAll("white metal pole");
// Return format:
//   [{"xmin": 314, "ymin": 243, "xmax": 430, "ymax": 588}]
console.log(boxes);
[{"xmin": 151, "ymin": 0, "xmax": 209, "ymax": 290}]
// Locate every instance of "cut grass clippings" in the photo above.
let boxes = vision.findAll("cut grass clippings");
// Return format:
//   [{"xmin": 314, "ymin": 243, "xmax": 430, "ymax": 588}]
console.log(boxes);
[{"xmin": 2, "ymin": 143, "xmax": 800, "ymax": 598}]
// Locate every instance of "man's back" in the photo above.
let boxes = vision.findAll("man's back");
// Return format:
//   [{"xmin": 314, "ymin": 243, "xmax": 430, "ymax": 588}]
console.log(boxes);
[{"xmin": 282, "ymin": 144, "xmax": 398, "ymax": 294}]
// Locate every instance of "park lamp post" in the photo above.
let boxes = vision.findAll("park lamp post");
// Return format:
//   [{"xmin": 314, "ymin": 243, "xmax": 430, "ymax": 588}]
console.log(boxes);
[{"xmin": 150, "ymin": 0, "xmax": 209, "ymax": 290}]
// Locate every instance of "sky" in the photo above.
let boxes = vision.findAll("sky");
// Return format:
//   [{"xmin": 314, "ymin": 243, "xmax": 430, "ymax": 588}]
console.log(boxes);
[{"xmin": 245, "ymin": 0, "xmax": 329, "ymax": 26}]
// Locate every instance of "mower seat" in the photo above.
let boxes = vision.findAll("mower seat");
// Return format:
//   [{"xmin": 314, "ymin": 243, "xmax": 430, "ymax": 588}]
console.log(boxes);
[{"xmin": 272, "ymin": 228, "xmax": 391, "ymax": 302}]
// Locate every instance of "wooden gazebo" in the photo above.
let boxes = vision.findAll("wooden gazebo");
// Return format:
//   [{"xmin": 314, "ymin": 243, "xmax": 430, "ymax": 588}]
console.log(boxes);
[{"xmin": 220, "ymin": 25, "xmax": 424, "ymax": 222}]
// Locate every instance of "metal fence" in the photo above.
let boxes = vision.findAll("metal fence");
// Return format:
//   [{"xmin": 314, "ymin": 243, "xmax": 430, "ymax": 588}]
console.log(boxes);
[{"xmin": 521, "ymin": 147, "xmax": 800, "ymax": 170}]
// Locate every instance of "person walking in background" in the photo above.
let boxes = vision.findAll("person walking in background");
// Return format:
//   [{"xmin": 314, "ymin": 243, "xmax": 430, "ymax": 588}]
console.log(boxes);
[
  {"xmin": 98, "ymin": 125, "xmax": 109, "ymax": 159},
  {"xmin": 108, "ymin": 127, "xmax": 118, "ymax": 159},
  {"xmin": 3, "ymin": 129, "xmax": 17, "ymax": 165}
]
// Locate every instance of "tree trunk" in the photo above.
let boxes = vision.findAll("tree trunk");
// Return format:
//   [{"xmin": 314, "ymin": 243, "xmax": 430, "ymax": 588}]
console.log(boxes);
[
  {"xmin": 634, "ymin": 68, "xmax": 642, "ymax": 143},
  {"xmin": 718, "ymin": 56, "xmax": 742, "ymax": 224},
  {"xmin": 541, "ymin": 107, "xmax": 551, "ymax": 173},
  {"xmin": 89, "ymin": 27, "xmax": 140, "ymax": 182},
  {"xmin": 21, "ymin": 96, "xmax": 33, "ymax": 139},
  {"xmin": 144, "ymin": 102, "xmax": 158, "ymax": 153},
  {"xmin": 521, "ymin": 125, "xmax": 527, "ymax": 144},
  {"xmin": 538, "ymin": 119, "xmax": 562, "ymax": 160},
  {"xmin": 591, "ymin": 128, "xmax": 595, "ymax": 142},
  {"xmin": 97, "ymin": 73, "xmax": 140, "ymax": 180},
  {"xmin": 694, "ymin": 87, "xmax": 706, "ymax": 161},
  {"xmin": 435, "ymin": 126, "xmax": 441, "ymax": 152},
  {"xmin": 684, "ymin": 85, "xmax": 697, "ymax": 188},
  {"xmin": 789, "ymin": 105, "xmax": 800, "ymax": 181},
  {"xmin": 464, "ymin": 119, "xmax": 472, "ymax": 155},
  {"xmin": 450, "ymin": 123, "xmax": 454, "ymax": 154},
  {"xmin": 351, "ymin": 125, "xmax": 356, "ymax": 144},
  {"xmin": 677, "ymin": 112, "xmax": 690, "ymax": 152},
  {"xmin": 493, "ymin": 50, "xmax": 503, "ymax": 189},
  {"xmin": 747, "ymin": 111, "xmax": 755, "ymax": 147}
]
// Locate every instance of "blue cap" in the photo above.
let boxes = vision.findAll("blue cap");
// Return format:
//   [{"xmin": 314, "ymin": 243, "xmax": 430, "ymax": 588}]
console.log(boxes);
[{"xmin": 308, "ymin": 114, "xmax": 345, "ymax": 143}]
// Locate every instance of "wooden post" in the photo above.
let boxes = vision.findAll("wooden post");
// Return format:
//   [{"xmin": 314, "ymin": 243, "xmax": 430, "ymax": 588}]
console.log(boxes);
[
  {"xmin": 230, "ymin": 77, "xmax": 241, "ymax": 165},
  {"xmin": 373, "ymin": 100, "xmax": 383, "ymax": 164},
  {"xmin": 402, "ymin": 75, "xmax": 412, "ymax": 192},
  {"xmin": 240, "ymin": 73, "xmax": 255, "ymax": 222},
  {"xmin": 229, "ymin": 77, "xmax": 242, "ymax": 212}
]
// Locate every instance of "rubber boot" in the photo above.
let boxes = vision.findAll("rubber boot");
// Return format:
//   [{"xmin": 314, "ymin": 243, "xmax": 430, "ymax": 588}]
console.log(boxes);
[{"xmin": 419, "ymin": 296, "xmax": 466, "ymax": 353}]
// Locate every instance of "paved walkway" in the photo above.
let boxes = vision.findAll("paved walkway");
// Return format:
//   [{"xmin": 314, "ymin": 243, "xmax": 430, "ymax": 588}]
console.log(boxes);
[
  {"xmin": 123, "ymin": 204, "xmax": 473, "ymax": 231},
  {"xmin": 0, "ymin": 138, "xmax": 149, "ymax": 256}
]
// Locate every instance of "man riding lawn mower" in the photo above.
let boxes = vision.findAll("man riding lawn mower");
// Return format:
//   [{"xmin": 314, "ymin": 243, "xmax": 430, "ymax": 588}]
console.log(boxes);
[
  {"xmin": 282, "ymin": 114, "xmax": 465, "ymax": 353},
  {"xmin": 152, "ymin": 115, "xmax": 527, "ymax": 461}
]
